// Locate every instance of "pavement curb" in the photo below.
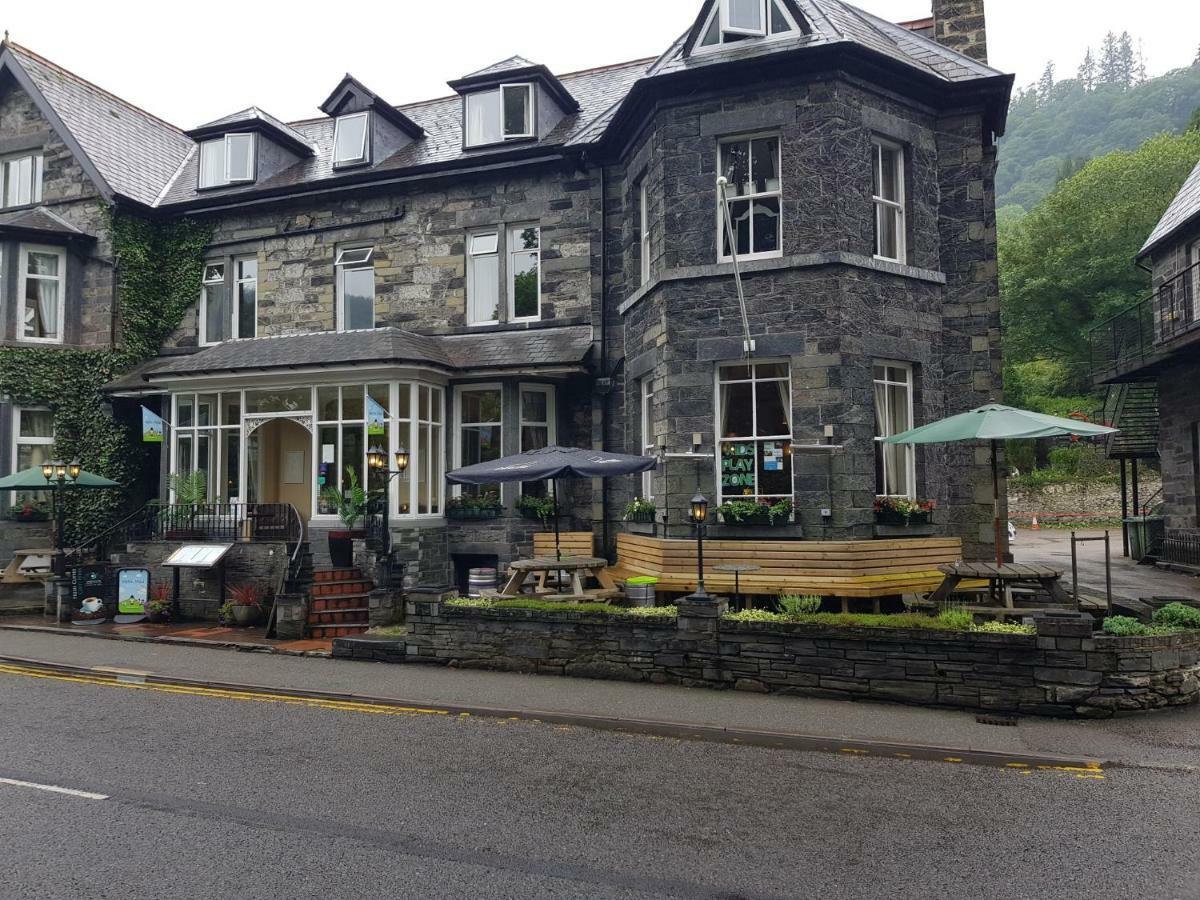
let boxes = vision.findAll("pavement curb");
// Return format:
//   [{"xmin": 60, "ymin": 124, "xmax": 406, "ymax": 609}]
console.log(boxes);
[
  {"xmin": 0, "ymin": 651, "xmax": 1105, "ymax": 774},
  {"xmin": 0, "ymin": 623, "xmax": 331, "ymax": 658}
]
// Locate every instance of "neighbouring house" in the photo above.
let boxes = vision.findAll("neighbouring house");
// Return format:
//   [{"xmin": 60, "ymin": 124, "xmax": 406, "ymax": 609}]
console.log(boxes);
[
  {"xmin": 0, "ymin": 0, "xmax": 1013, "ymax": 606},
  {"xmin": 1091, "ymin": 154, "xmax": 1200, "ymax": 571}
]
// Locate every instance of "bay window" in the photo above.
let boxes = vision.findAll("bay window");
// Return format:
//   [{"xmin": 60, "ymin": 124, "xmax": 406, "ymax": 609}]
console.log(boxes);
[
  {"xmin": 719, "ymin": 135, "xmax": 781, "ymax": 261},
  {"xmin": 336, "ymin": 247, "xmax": 375, "ymax": 331},
  {"xmin": 716, "ymin": 362, "xmax": 792, "ymax": 505},
  {"xmin": 173, "ymin": 392, "xmax": 239, "ymax": 501},
  {"xmin": 457, "ymin": 386, "xmax": 503, "ymax": 496},
  {"xmin": 2, "ymin": 152, "xmax": 42, "ymax": 208},
  {"xmin": 198, "ymin": 133, "xmax": 256, "ymax": 189},
  {"xmin": 874, "ymin": 362, "xmax": 915, "ymax": 498},
  {"xmin": 19, "ymin": 244, "xmax": 65, "ymax": 343},
  {"xmin": 872, "ymin": 138, "xmax": 906, "ymax": 263},
  {"xmin": 465, "ymin": 84, "xmax": 534, "ymax": 147}
]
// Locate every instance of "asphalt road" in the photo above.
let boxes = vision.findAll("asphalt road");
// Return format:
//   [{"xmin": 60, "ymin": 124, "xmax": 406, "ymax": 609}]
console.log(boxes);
[{"xmin": 2, "ymin": 664, "xmax": 1199, "ymax": 899}]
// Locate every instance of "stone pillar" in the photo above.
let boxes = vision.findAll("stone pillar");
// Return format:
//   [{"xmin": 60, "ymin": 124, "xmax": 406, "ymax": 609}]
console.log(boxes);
[
  {"xmin": 273, "ymin": 594, "xmax": 308, "ymax": 640},
  {"xmin": 369, "ymin": 588, "xmax": 404, "ymax": 628},
  {"xmin": 676, "ymin": 596, "xmax": 728, "ymax": 635},
  {"xmin": 932, "ymin": 0, "xmax": 988, "ymax": 63}
]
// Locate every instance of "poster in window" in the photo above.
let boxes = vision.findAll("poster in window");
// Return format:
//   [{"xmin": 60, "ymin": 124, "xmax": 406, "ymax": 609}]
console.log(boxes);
[
  {"xmin": 763, "ymin": 442, "xmax": 783, "ymax": 472},
  {"xmin": 721, "ymin": 442, "xmax": 756, "ymax": 493}
]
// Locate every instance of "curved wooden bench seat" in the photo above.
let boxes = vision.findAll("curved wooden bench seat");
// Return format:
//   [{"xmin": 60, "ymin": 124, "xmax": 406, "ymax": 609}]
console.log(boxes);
[{"xmin": 611, "ymin": 533, "xmax": 964, "ymax": 600}]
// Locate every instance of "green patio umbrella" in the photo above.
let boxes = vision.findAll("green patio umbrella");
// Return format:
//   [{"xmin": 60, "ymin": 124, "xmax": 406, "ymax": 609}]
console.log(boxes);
[
  {"xmin": 0, "ymin": 466, "xmax": 120, "ymax": 490},
  {"xmin": 882, "ymin": 404, "xmax": 1117, "ymax": 565}
]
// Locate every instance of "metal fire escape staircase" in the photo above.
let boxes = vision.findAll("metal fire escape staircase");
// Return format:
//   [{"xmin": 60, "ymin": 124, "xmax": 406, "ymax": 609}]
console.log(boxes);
[{"xmin": 1101, "ymin": 381, "xmax": 1160, "ymax": 460}]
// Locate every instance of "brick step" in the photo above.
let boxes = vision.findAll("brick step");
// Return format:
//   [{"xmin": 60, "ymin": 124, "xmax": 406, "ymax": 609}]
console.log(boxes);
[
  {"xmin": 307, "ymin": 626, "xmax": 371, "ymax": 639},
  {"xmin": 313, "ymin": 568, "xmax": 365, "ymax": 583},
  {"xmin": 307, "ymin": 608, "xmax": 369, "ymax": 626},
  {"xmin": 310, "ymin": 579, "xmax": 374, "ymax": 598},
  {"xmin": 310, "ymin": 595, "xmax": 371, "ymax": 612}
]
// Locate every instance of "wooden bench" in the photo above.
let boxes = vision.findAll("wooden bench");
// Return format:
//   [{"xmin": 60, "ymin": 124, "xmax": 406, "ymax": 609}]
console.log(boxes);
[{"xmin": 609, "ymin": 533, "xmax": 965, "ymax": 608}]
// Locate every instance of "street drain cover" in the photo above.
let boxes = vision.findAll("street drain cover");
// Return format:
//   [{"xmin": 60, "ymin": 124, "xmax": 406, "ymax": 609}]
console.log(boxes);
[{"xmin": 976, "ymin": 714, "xmax": 1019, "ymax": 727}]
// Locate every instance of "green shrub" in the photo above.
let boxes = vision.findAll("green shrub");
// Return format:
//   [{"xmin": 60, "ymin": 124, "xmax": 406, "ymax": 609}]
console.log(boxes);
[
  {"xmin": 972, "ymin": 620, "xmax": 1037, "ymax": 635},
  {"xmin": 1103, "ymin": 616, "xmax": 1149, "ymax": 636},
  {"xmin": 778, "ymin": 594, "xmax": 821, "ymax": 616},
  {"xmin": 936, "ymin": 608, "xmax": 975, "ymax": 631},
  {"xmin": 444, "ymin": 596, "xmax": 677, "ymax": 619},
  {"xmin": 725, "ymin": 610, "xmax": 982, "ymax": 632},
  {"xmin": 1152, "ymin": 603, "xmax": 1200, "ymax": 630}
]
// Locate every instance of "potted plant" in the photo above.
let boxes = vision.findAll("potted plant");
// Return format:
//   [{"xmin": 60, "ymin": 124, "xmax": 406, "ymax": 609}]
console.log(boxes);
[
  {"xmin": 146, "ymin": 584, "xmax": 172, "ymax": 624},
  {"xmin": 517, "ymin": 493, "xmax": 557, "ymax": 526},
  {"xmin": 9, "ymin": 500, "xmax": 49, "ymax": 523},
  {"xmin": 227, "ymin": 582, "xmax": 267, "ymax": 627},
  {"xmin": 874, "ymin": 496, "xmax": 935, "ymax": 526},
  {"xmin": 718, "ymin": 497, "xmax": 793, "ymax": 526},
  {"xmin": 319, "ymin": 467, "xmax": 367, "ymax": 568},
  {"xmin": 624, "ymin": 497, "xmax": 657, "ymax": 524},
  {"xmin": 164, "ymin": 471, "xmax": 209, "ymax": 539},
  {"xmin": 218, "ymin": 601, "xmax": 235, "ymax": 627},
  {"xmin": 446, "ymin": 490, "xmax": 504, "ymax": 520}
]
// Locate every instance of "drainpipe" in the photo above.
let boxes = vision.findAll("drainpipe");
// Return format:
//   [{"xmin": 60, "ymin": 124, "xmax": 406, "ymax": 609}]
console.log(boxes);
[{"xmin": 596, "ymin": 159, "xmax": 613, "ymax": 558}]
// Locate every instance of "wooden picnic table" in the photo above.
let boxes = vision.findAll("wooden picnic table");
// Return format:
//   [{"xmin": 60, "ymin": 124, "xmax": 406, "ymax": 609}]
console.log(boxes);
[
  {"xmin": 927, "ymin": 562, "xmax": 1074, "ymax": 608},
  {"xmin": 499, "ymin": 556, "xmax": 617, "ymax": 601}
]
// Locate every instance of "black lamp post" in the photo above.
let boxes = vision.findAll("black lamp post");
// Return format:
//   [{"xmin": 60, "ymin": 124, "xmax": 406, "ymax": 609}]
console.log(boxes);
[
  {"xmin": 688, "ymin": 492, "xmax": 710, "ymax": 600},
  {"xmin": 367, "ymin": 446, "xmax": 410, "ymax": 479},
  {"xmin": 43, "ymin": 459, "xmax": 81, "ymax": 623}
]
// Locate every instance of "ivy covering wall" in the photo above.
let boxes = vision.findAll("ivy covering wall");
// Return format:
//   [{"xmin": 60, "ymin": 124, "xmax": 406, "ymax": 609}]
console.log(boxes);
[{"xmin": 0, "ymin": 207, "xmax": 210, "ymax": 541}]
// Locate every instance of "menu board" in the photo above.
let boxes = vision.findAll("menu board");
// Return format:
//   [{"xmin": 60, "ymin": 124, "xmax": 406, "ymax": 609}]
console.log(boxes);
[{"xmin": 721, "ymin": 442, "xmax": 756, "ymax": 494}]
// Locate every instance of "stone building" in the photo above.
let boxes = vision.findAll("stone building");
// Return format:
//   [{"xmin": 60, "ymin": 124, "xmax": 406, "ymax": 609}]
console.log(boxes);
[
  {"xmin": 0, "ymin": 0, "xmax": 1013, "ymax": 593},
  {"xmin": 1093, "ymin": 154, "xmax": 1200, "ymax": 570}
]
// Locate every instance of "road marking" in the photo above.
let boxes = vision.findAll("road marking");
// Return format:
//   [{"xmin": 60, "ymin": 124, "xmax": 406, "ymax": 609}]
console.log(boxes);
[
  {"xmin": 0, "ymin": 660, "xmax": 1108, "ymax": 777},
  {"xmin": 0, "ymin": 777, "xmax": 108, "ymax": 800}
]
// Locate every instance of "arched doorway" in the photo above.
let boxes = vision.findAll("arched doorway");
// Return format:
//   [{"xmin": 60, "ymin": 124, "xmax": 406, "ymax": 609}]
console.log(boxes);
[{"xmin": 247, "ymin": 418, "xmax": 312, "ymax": 521}]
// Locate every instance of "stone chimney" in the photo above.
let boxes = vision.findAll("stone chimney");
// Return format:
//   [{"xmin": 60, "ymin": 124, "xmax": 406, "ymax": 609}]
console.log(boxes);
[{"xmin": 931, "ymin": 0, "xmax": 988, "ymax": 64}]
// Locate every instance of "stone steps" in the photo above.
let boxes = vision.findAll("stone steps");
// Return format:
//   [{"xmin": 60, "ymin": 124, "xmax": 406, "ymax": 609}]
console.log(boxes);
[{"xmin": 306, "ymin": 567, "xmax": 370, "ymax": 638}]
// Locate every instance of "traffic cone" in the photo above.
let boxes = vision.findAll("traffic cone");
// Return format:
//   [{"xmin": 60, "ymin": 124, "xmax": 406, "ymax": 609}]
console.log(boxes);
[{"xmin": 1031, "ymin": 515, "xmax": 1040, "ymax": 531}]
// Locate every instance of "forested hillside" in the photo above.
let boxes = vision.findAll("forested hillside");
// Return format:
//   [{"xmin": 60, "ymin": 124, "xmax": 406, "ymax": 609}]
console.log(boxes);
[{"xmin": 997, "ymin": 34, "xmax": 1200, "ymax": 212}]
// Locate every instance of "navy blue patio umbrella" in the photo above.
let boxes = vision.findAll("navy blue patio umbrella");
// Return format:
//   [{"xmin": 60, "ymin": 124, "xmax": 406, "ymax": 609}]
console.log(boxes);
[{"xmin": 446, "ymin": 446, "xmax": 656, "ymax": 561}]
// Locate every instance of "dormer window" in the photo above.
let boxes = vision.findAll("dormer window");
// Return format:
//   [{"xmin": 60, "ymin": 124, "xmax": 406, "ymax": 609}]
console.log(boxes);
[
  {"xmin": 700, "ymin": 0, "xmax": 795, "ymax": 47},
  {"xmin": 334, "ymin": 112, "xmax": 370, "ymax": 167},
  {"xmin": 465, "ymin": 84, "xmax": 534, "ymax": 148},
  {"xmin": 1, "ymin": 152, "xmax": 43, "ymax": 209},
  {"xmin": 198, "ymin": 133, "xmax": 256, "ymax": 189}
]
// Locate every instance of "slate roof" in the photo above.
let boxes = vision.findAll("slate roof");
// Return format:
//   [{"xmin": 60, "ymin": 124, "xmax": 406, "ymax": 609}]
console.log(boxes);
[
  {"xmin": 0, "ymin": 205, "xmax": 91, "ymax": 239},
  {"xmin": 2, "ymin": 0, "xmax": 1009, "ymax": 212},
  {"xmin": 1140, "ymin": 159, "xmax": 1200, "ymax": 260},
  {"xmin": 188, "ymin": 106, "xmax": 314, "ymax": 154},
  {"xmin": 125, "ymin": 325, "xmax": 594, "ymax": 385},
  {"xmin": 1, "ymin": 41, "xmax": 193, "ymax": 206}
]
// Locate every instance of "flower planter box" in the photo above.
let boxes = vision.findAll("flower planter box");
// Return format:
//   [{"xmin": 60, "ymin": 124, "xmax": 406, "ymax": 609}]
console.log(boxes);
[
  {"xmin": 447, "ymin": 508, "xmax": 503, "ymax": 521},
  {"xmin": 720, "ymin": 510, "xmax": 791, "ymax": 527},
  {"xmin": 625, "ymin": 510, "xmax": 657, "ymax": 524},
  {"xmin": 875, "ymin": 510, "xmax": 931, "ymax": 527}
]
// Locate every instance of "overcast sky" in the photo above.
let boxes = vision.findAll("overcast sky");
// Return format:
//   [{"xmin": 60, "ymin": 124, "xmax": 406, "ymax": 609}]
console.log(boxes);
[{"xmin": 3, "ymin": 1, "xmax": 1198, "ymax": 127}]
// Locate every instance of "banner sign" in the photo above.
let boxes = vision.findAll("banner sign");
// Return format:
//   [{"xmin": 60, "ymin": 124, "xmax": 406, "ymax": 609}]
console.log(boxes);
[
  {"xmin": 367, "ymin": 396, "xmax": 387, "ymax": 437},
  {"xmin": 142, "ymin": 406, "xmax": 165, "ymax": 443},
  {"xmin": 116, "ymin": 568, "xmax": 150, "ymax": 622}
]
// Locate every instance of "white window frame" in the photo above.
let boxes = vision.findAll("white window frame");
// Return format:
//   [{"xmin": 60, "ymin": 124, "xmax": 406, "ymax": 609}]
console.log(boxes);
[
  {"xmin": 717, "ymin": 133, "xmax": 783, "ymax": 264},
  {"xmin": 454, "ymin": 383, "xmax": 504, "ymax": 496},
  {"xmin": 1189, "ymin": 241, "xmax": 1200, "ymax": 323},
  {"xmin": 639, "ymin": 178, "xmax": 651, "ymax": 286},
  {"xmin": 699, "ymin": 0, "xmax": 797, "ymax": 51},
  {"xmin": 233, "ymin": 256, "xmax": 258, "ymax": 341},
  {"xmin": 198, "ymin": 134, "xmax": 256, "ymax": 188},
  {"xmin": 872, "ymin": 138, "xmax": 907, "ymax": 264},
  {"xmin": 714, "ymin": 360, "xmax": 793, "ymax": 506},
  {"xmin": 17, "ymin": 243, "xmax": 66, "ymax": 345},
  {"xmin": 519, "ymin": 383, "xmax": 556, "ymax": 496},
  {"xmin": 335, "ymin": 246, "xmax": 376, "ymax": 332},
  {"xmin": 10, "ymin": 405, "xmax": 54, "ymax": 506},
  {"xmin": 640, "ymin": 378, "xmax": 655, "ymax": 500},
  {"xmin": 198, "ymin": 262, "xmax": 226, "ymax": 347},
  {"xmin": 333, "ymin": 112, "xmax": 371, "ymax": 167},
  {"xmin": 721, "ymin": 0, "xmax": 767, "ymax": 36},
  {"xmin": 506, "ymin": 224, "xmax": 541, "ymax": 322},
  {"xmin": 465, "ymin": 83, "xmax": 534, "ymax": 147},
  {"xmin": 873, "ymin": 361, "xmax": 916, "ymax": 499},
  {"xmin": 1, "ymin": 152, "xmax": 43, "ymax": 209},
  {"xmin": 466, "ymin": 230, "xmax": 501, "ymax": 326}
]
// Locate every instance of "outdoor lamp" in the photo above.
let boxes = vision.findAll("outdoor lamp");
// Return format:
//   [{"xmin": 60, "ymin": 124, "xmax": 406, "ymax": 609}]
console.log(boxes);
[
  {"xmin": 68, "ymin": 460, "xmax": 82, "ymax": 481},
  {"xmin": 41, "ymin": 461, "xmax": 54, "ymax": 481},
  {"xmin": 53, "ymin": 461, "xmax": 68, "ymax": 482},
  {"xmin": 394, "ymin": 447, "xmax": 410, "ymax": 473},
  {"xmin": 689, "ymin": 493, "xmax": 709, "ymax": 525},
  {"xmin": 367, "ymin": 446, "xmax": 386, "ymax": 471},
  {"xmin": 688, "ymin": 493, "xmax": 710, "ymax": 600}
]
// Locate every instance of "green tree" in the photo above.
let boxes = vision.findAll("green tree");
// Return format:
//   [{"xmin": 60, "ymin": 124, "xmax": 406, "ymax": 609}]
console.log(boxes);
[
  {"xmin": 1000, "ymin": 130, "xmax": 1200, "ymax": 385},
  {"xmin": 1078, "ymin": 48, "xmax": 1096, "ymax": 92}
]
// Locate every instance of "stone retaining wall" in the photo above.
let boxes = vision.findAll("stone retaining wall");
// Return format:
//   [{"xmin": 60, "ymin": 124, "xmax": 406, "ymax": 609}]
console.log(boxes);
[
  {"xmin": 1009, "ymin": 479, "xmax": 1162, "ymax": 522},
  {"xmin": 333, "ymin": 599, "xmax": 1200, "ymax": 718}
]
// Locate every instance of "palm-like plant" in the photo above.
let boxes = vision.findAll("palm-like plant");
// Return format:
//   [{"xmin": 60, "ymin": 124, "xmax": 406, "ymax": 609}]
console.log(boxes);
[{"xmin": 320, "ymin": 466, "xmax": 368, "ymax": 530}]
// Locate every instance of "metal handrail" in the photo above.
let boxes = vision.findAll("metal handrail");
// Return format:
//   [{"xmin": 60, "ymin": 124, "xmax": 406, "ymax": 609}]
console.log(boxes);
[{"xmin": 1089, "ymin": 260, "xmax": 1200, "ymax": 376}]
